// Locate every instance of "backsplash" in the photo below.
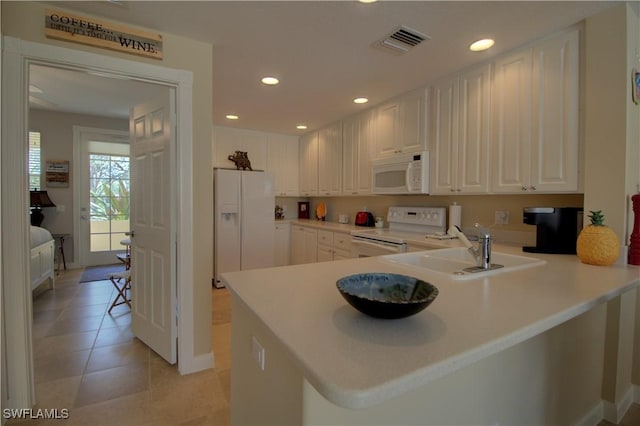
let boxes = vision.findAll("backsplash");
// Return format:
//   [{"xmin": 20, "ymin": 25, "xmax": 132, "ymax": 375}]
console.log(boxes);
[{"xmin": 276, "ymin": 193, "xmax": 584, "ymax": 245}]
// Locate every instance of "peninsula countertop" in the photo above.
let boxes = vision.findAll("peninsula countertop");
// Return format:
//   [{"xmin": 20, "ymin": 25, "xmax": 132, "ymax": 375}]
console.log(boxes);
[{"xmin": 222, "ymin": 245, "xmax": 640, "ymax": 410}]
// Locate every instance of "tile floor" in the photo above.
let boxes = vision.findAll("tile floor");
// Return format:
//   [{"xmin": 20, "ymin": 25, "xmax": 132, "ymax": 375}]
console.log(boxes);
[
  {"xmin": 8, "ymin": 268, "xmax": 640, "ymax": 425},
  {"xmin": 9, "ymin": 268, "xmax": 231, "ymax": 425}
]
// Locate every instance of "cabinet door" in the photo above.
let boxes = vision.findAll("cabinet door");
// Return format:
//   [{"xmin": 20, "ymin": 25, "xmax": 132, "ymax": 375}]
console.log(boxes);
[
  {"xmin": 317, "ymin": 122, "xmax": 343, "ymax": 196},
  {"xmin": 430, "ymin": 76, "xmax": 459, "ymax": 194},
  {"xmin": 342, "ymin": 117, "xmax": 358, "ymax": 195},
  {"xmin": 457, "ymin": 64, "xmax": 491, "ymax": 193},
  {"xmin": 343, "ymin": 110, "xmax": 374, "ymax": 196},
  {"xmin": 492, "ymin": 49, "xmax": 532, "ymax": 193},
  {"xmin": 375, "ymin": 101, "xmax": 401, "ymax": 158},
  {"xmin": 213, "ymin": 126, "xmax": 267, "ymax": 171},
  {"xmin": 298, "ymin": 132, "xmax": 318, "ymax": 196},
  {"xmin": 303, "ymin": 227, "xmax": 318, "ymax": 263},
  {"xmin": 267, "ymin": 134, "xmax": 299, "ymax": 196},
  {"xmin": 274, "ymin": 223, "xmax": 290, "ymax": 266},
  {"xmin": 291, "ymin": 226, "xmax": 305, "ymax": 265},
  {"xmin": 399, "ymin": 89, "xmax": 427, "ymax": 154},
  {"xmin": 530, "ymin": 29, "xmax": 579, "ymax": 192},
  {"xmin": 356, "ymin": 109, "xmax": 375, "ymax": 194}
]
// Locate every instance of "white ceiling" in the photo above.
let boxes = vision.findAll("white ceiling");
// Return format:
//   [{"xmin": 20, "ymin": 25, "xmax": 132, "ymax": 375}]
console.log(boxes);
[{"xmin": 32, "ymin": 1, "xmax": 617, "ymax": 135}]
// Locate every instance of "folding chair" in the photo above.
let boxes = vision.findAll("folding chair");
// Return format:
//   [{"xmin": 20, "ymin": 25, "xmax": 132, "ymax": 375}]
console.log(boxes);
[{"xmin": 108, "ymin": 270, "xmax": 132, "ymax": 313}]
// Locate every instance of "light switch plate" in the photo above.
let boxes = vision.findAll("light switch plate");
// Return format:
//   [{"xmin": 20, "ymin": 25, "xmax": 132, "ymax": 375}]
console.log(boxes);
[{"xmin": 251, "ymin": 336, "xmax": 265, "ymax": 370}]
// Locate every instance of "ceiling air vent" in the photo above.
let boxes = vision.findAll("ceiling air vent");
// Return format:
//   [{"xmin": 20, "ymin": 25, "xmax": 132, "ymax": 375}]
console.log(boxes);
[{"xmin": 373, "ymin": 25, "xmax": 430, "ymax": 55}]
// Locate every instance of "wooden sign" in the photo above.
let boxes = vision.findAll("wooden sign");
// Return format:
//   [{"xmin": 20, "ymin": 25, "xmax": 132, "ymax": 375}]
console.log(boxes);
[
  {"xmin": 44, "ymin": 9, "xmax": 163, "ymax": 60},
  {"xmin": 45, "ymin": 160, "xmax": 70, "ymax": 188}
]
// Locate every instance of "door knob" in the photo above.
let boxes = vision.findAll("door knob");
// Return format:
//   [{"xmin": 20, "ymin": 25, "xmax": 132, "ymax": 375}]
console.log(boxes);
[{"xmin": 125, "ymin": 231, "xmax": 135, "ymax": 238}]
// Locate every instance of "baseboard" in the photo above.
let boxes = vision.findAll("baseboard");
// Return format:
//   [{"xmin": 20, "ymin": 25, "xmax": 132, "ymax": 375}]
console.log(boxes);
[
  {"xmin": 179, "ymin": 351, "xmax": 214, "ymax": 375},
  {"xmin": 634, "ymin": 384, "xmax": 640, "ymax": 403},
  {"xmin": 602, "ymin": 386, "xmax": 636, "ymax": 423},
  {"xmin": 573, "ymin": 401, "xmax": 603, "ymax": 426}
]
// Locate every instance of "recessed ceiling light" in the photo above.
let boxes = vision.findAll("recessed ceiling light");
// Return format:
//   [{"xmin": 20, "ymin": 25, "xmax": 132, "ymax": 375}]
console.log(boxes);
[
  {"xmin": 353, "ymin": 97, "xmax": 369, "ymax": 104},
  {"xmin": 261, "ymin": 76, "xmax": 279, "ymax": 85},
  {"xmin": 296, "ymin": 125, "xmax": 308, "ymax": 130},
  {"xmin": 225, "ymin": 114, "xmax": 239, "ymax": 120},
  {"xmin": 469, "ymin": 39, "xmax": 495, "ymax": 52},
  {"xmin": 359, "ymin": 0, "xmax": 377, "ymax": 3}
]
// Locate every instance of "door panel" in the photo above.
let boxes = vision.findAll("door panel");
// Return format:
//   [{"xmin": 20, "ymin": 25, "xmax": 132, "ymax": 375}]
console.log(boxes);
[{"xmin": 130, "ymin": 89, "xmax": 177, "ymax": 364}]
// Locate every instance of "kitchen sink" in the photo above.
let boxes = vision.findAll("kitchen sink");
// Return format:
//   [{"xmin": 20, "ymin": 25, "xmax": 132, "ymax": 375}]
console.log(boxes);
[{"xmin": 381, "ymin": 247, "xmax": 546, "ymax": 280}]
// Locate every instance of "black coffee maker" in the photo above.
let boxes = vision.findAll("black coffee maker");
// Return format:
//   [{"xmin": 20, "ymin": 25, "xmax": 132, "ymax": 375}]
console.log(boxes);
[{"xmin": 523, "ymin": 207, "xmax": 583, "ymax": 254}]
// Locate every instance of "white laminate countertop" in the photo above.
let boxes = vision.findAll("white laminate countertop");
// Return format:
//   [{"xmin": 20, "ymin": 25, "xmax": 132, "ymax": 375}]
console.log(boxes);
[{"xmin": 223, "ymin": 237, "xmax": 640, "ymax": 410}]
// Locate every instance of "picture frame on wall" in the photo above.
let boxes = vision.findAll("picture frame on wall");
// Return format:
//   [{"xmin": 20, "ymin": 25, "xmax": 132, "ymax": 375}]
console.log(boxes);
[
  {"xmin": 45, "ymin": 160, "xmax": 70, "ymax": 188},
  {"xmin": 633, "ymin": 68, "xmax": 640, "ymax": 105}
]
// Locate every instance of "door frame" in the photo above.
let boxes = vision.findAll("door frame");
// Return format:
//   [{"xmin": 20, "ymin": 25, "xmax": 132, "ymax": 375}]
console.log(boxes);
[
  {"xmin": 73, "ymin": 126, "xmax": 131, "ymax": 267},
  {"xmin": 1, "ymin": 36, "xmax": 199, "ymax": 409}
]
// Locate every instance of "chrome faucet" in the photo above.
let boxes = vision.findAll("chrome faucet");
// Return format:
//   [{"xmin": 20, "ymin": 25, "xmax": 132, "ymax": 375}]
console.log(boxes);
[
  {"xmin": 471, "ymin": 223, "xmax": 492, "ymax": 269},
  {"xmin": 447, "ymin": 223, "xmax": 496, "ymax": 271}
]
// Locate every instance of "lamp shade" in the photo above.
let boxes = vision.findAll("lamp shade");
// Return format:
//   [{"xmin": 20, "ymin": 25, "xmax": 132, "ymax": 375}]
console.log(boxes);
[{"xmin": 30, "ymin": 190, "xmax": 56, "ymax": 208}]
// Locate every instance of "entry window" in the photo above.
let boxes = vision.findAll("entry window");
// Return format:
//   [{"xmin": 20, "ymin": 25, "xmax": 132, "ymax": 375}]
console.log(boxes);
[
  {"xmin": 89, "ymin": 154, "xmax": 130, "ymax": 252},
  {"xmin": 28, "ymin": 131, "xmax": 41, "ymax": 190}
]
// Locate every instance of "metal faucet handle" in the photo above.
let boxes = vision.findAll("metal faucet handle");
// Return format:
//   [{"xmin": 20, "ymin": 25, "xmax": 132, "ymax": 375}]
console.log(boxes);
[{"xmin": 474, "ymin": 222, "xmax": 491, "ymax": 239}]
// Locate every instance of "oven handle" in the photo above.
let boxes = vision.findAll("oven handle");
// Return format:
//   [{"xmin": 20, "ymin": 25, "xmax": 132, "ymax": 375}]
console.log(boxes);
[{"xmin": 351, "ymin": 238, "xmax": 405, "ymax": 253}]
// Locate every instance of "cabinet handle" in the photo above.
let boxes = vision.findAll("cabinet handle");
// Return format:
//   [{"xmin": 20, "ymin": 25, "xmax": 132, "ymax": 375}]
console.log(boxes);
[
  {"xmin": 521, "ymin": 186, "xmax": 528, "ymax": 191},
  {"xmin": 450, "ymin": 189, "xmax": 455, "ymax": 193},
  {"xmin": 530, "ymin": 186, "xmax": 537, "ymax": 191},
  {"xmin": 456, "ymin": 188, "xmax": 461, "ymax": 192}
]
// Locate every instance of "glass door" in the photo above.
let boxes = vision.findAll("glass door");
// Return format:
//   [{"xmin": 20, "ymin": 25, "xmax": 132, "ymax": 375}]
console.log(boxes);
[{"xmin": 76, "ymin": 127, "xmax": 130, "ymax": 266}]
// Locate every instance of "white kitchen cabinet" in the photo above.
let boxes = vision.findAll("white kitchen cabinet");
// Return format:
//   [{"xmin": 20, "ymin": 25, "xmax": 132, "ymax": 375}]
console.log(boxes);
[
  {"xmin": 291, "ymin": 225, "xmax": 317, "ymax": 265},
  {"xmin": 298, "ymin": 131, "xmax": 318, "ymax": 196},
  {"xmin": 342, "ymin": 109, "xmax": 374, "ymax": 195},
  {"xmin": 274, "ymin": 222, "xmax": 291, "ymax": 266},
  {"xmin": 492, "ymin": 29, "xmax": 579, "ymax": 193},
  {"xmin": 430, "ymin": 64, "xmax": 491, "ymax": 194},
  {"xmin": 213, "ymin": 125, "xmax": 267, "ymax": 171},
  {"xmin": 529, "ymin": 29, "xmax": 580, "ymax": 192},
  {"xmin": 317, "ymin": 230, "xmax": 352, "ymax": 262},
  {"xmin": 374, "ymin": 88, "xmax": 427, "ymax": 159},
  {"xmin": 317, "ymin": 121, "xmax": 343, "ymax": 196},
  {"xmin": 267, "ymin": 134, "xmax": 299, "ymax": 196}
]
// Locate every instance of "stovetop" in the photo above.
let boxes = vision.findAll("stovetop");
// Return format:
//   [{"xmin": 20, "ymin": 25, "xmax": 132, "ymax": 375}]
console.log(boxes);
[{"xmin": 351, "ymin": 206, "xmax": 447, "ymax": 244}]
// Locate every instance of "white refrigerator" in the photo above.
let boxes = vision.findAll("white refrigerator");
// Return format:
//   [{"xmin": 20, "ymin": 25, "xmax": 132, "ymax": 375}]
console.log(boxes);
[{"xmin": 214, "ymin": 169, "xmax": 275, "ymax": 287}]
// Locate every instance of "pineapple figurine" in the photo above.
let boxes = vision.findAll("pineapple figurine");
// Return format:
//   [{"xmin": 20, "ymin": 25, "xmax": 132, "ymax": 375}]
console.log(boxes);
[{"xmin": 576, "ymin": 210, "xmax": 619, "ymax": 266}]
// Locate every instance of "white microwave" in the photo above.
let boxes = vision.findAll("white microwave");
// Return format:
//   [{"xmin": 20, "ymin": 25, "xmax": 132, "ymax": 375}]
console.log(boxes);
[{"xmin": 371, "ymin": 151, "xmax": 429, "ymax": 195}]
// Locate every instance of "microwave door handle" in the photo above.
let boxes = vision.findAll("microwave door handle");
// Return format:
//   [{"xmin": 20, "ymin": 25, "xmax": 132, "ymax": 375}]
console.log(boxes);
[{"xmin": 406, "ymin": 163, "xmax": 413, "ymax": 192}]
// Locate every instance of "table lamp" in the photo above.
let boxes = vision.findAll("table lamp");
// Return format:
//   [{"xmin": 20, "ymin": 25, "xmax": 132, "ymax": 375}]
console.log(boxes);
[{"xmin": 30, "ymin": 190, "xmax": 56, "ymax": 227}]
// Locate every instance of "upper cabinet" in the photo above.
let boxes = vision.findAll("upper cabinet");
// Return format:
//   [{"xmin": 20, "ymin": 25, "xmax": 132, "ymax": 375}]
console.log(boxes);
[
  {"xmin": 317, "ymin": 121, "xmax": 343, "ymax": 196},
  {"xmin": 299, "ymin": 131, "xmax": 319, "ymax": 196},
  {"xmin": 374, "ymin": 88, "xmax": 427, "ymax": 159},
  {"xmin": 492, "ymin": 29, "xmax": 580, "ymax": 193},
  {"xmin": 342, "ymin": 109, "xmax": 375, "ymax": 195},
  {"xmin": 267, "ymin": 134, "xmax": 299, "ymax": 196},
  {"xmin": 430, "ymin": 64, "xmax": 491, "ymax": 194},
  {"xmin": 213, "ymin": 126, "xmax": 268, "ymax": 171}
]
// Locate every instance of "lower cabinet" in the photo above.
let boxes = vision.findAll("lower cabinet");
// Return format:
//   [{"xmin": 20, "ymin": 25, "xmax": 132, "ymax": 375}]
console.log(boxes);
[
  {"xmin": 317, "ymin": 230, "xmax": 352, "ymax": 262},
  {"xmin": 274, "ymin": 222, "xmax": 291, "ymax": 266},
  {"xmin": 291, "ymin": 225, "xmax": 318, "ymax": 265},
  {"xmin": 292, "ymin": 225, "xmax": 353, "ymax": 264}
]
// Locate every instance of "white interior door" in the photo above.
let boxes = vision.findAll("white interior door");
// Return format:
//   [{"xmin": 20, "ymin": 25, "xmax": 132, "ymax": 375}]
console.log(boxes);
[{"xmin": 130, "ymin": 90, "xmax": 177, "ymax": 364}]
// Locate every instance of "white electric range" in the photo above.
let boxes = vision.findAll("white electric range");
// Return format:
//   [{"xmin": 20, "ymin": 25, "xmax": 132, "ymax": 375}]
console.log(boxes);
[{"xmin": 350, "ymin": 206, "xmax": 448, "ymax": 257}]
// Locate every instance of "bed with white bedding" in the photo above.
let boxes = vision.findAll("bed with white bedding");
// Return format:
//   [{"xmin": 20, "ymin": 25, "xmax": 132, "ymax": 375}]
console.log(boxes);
[{"xmin": 30, "ymin": 226, "xmax": 55, "ymax": 291}]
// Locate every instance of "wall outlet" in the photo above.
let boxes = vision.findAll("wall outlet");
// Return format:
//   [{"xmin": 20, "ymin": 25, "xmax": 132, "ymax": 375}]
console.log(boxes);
[
  {"xmin": 56, "ymin": 204, "xmax": 65, "ymax": 213},
  {"xmin": 251, "ymin": 336, "xmax": 265, "ymax": 371},
  {"xmin": 494, "ymin": 210, "xmax": 510, "ymax": 225}
]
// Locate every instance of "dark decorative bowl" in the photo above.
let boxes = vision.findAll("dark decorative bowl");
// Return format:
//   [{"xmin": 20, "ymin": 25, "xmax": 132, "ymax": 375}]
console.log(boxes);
[{"xmin": 336, "ymin": 273, "xmax": 439, "ymax": 319}]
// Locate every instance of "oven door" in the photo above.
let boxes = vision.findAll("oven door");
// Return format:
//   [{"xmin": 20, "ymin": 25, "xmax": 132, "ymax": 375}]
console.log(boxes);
[{"xmin": 351, "ymin": 237, "xmax": 407, "ymax": 258}]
